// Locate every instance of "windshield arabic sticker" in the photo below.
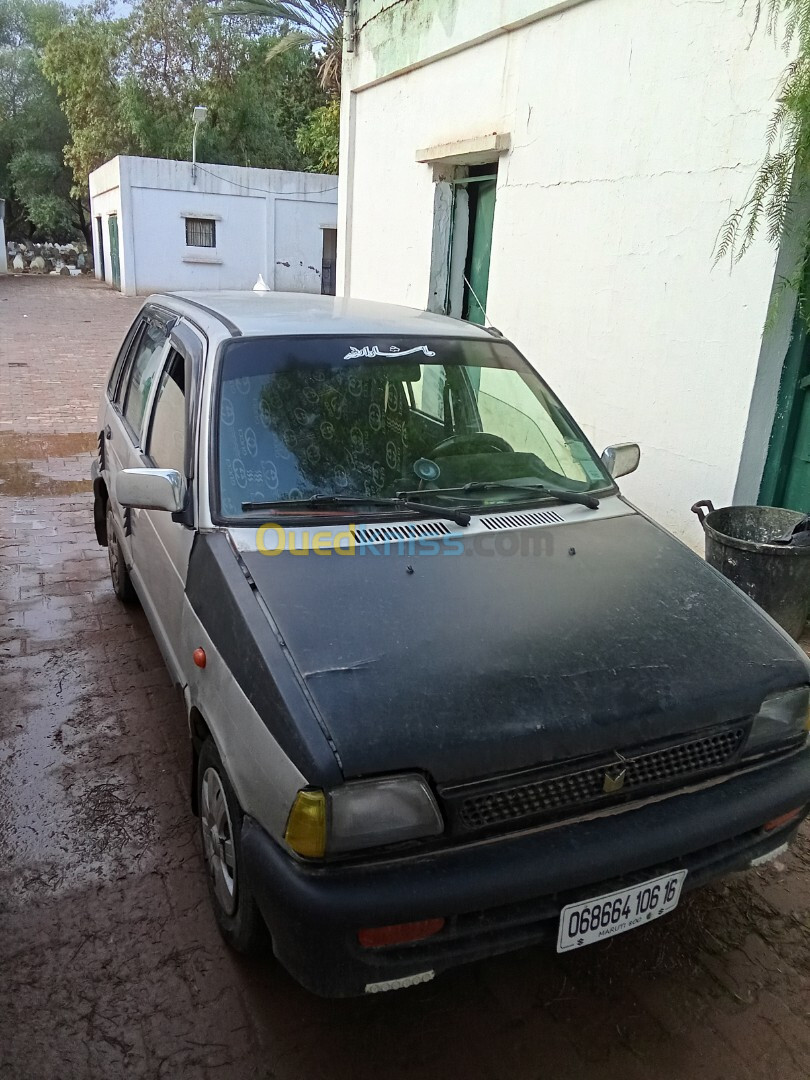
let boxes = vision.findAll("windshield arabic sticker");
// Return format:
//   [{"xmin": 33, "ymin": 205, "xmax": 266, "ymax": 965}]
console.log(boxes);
[{"xmin": 344, "ymin": 345, "xmax": 436, "ymax": 360}]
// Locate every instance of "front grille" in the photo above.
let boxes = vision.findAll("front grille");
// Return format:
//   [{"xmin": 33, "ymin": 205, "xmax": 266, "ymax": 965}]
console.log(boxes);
[{"xmin": 445, "ymin": 724, "xmax": 748, "ymax": 833}]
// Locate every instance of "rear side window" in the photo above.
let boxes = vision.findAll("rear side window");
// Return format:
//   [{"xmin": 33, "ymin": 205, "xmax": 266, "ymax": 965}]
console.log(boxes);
[
  {"xmin": 121, "ymin": 321, "xmax": 169, "ymax": 441},
  {"xmin": 108, "ymin": 320, "xmax": 142, "ymax": 401},
  {"xmin": 147, "ymin": 351, "xmax": 186, "ymax": 474}
]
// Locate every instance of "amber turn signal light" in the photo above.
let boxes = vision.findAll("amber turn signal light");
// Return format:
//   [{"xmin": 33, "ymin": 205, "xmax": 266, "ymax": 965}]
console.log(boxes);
[
  {"xmin": 193, "ymin": 648, "xmax": 207, "ymax": 668},
  {"xmin": 763, "ymin": 807, "xmax": 804, "ymax": 832},
  {"xmin": 358, "ymin": 918, "xmax": 445, "ymax": 949}
]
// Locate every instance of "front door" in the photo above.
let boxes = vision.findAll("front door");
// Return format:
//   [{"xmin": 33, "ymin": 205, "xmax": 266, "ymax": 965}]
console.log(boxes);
[
  {"xmin": 108, "ymin": 214, "xmax": 120, "ymax": 289},
  {"xmin": 761, "ymin": 317, "xmax": 810, "ymax": 513},
  {"xmin": 131, "ymin": 340, "xmax": 198, "ymax": 680},
  {"xmin": 106, "ymin": 314, "xmax": 171, "ymax": 569}
]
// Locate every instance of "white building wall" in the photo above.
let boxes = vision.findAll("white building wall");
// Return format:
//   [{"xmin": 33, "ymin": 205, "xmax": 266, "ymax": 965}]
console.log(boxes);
[
  {"xmin": 89, "ymin": 157, "xmax": 126, "ymax": 290},
  {"xmin": 89, "ymin": 157, "xmax": 338, "ymax": 298},
  {"xmin": 339, "ymin": 0, "xmax": 795, "ymax": 541}
]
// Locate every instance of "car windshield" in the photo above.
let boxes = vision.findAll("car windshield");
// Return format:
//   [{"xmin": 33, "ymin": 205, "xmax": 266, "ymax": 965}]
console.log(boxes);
[{"xmin": 215, "ymin": 335, "xmax": 614, "ymax": 519}]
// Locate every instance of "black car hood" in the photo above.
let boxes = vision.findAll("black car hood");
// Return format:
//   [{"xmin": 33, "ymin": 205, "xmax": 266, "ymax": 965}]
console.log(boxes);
[{"xmin": 240, "ymin": 509, "xmax": 809, "ymax": 783}]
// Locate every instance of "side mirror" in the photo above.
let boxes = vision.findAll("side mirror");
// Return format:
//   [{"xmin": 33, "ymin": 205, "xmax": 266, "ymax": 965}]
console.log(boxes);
[
  {"xmin": 601, "ymin": 442, "xmax": 640, "ymax": 479},
  {"xmin": 115, "ymin": 468, "xmax": 186, "ymax": 512}
]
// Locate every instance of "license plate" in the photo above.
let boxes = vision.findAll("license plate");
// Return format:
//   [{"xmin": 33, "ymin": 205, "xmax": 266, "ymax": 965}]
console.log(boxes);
[{"xmin": 556, "ymin": 870, "xmax": 687, "ymax": 953}]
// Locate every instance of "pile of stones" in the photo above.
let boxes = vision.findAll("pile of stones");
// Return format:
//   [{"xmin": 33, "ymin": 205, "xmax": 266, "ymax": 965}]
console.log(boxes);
[{"xmin": 7, "ymin": 241, "xmax": 93, "ymax": 276}]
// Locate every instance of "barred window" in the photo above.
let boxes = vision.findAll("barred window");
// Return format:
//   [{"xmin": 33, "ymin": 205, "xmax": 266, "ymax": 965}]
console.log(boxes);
[{"xmin": 185, "ymin": 218, "xmax": 216, "ymax": 248}]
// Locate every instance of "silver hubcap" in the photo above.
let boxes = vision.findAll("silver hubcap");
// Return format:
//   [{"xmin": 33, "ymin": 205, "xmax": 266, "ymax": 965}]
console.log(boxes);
[{"xmin": 201, "ymin": 767, "xmax": 237, "ymax": 916}]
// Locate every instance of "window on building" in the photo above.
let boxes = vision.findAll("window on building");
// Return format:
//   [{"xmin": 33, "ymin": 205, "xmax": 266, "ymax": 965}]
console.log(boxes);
[{"xmin": 185, "ymin": 217, "xmax": 216, "ymax": 248}]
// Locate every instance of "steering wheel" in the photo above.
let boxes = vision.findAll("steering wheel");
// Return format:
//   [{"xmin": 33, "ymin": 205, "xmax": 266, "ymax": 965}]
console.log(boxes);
[{"xmin": 430, "ymin": 432, "xmax": 514, "ymax": 457}]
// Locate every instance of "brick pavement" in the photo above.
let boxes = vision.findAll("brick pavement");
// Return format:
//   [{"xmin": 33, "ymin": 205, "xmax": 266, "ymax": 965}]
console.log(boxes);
[
  {"xmin": 1, "ymin": 274, "xmax": 809, "ymax": 1080},
  {"xmin": 0, "ymin": 275, "xmax": 142, "ymax": 434}
]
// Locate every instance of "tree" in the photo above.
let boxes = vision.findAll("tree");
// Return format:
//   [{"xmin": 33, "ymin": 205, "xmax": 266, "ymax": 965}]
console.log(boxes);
[
  {"xmin": 0, "ymin": 0, "xmax": 87, "ymax": 240},
  {"xmin": 43, "ymin": 0, "xmax": 329, "ymax": 188},
  {"xmin": 41, "ymin": 14, "xmax": 130, "ymax": 198},
  {"xmin": 200, "ymin": 42, "xmax": 326, "ymax": 169},
  {"xmin": 215, "ymin": 0, "xmax": 345, "ymax": 92},
  {"xmin": 117, "ymin": 0, "xmax": 325, "ymax": 168},
  {"xmin": 9, "ymin": 148, "xmax": 79, "ymax": 235},
  {"xmin": 2, "ymin": 0, "xmax": 334, "ymax": 239},
  {"xmin": 295, "ymin": 99, "xmax": 338, "ymax": 173},
  {"xmin": 716, "ymin": 1, "xmax": 810, "ymax": 284}
]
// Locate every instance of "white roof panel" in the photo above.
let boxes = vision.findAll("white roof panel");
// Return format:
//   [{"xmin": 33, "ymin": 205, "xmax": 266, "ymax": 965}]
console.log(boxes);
[{"xmin": 154, "ymin": 290, "xmax": 496, "ymax": 340}]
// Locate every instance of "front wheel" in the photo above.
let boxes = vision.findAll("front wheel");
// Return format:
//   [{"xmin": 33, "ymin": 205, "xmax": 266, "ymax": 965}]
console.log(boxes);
[
  {"xmin": 198, "ymin": 738, "xmax": 266, "ymax": 953},
  {"xmin": 106, "ymin": 506, "xmax": 137, "ymax": 604}
]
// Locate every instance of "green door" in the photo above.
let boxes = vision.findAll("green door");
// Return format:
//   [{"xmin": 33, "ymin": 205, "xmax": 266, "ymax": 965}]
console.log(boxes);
[
  {"xmin": 782, "ymin": 379, "xmax": 810, "ymax": 509},
  {"xmin": 760, "ymin": 317, "xmax": 810, "ymax": 512},
  {"xmin": 108, "ymin": 213, "xmax": 120, "ymax": 290},
  {"xmin": 463, "ymin": 178, "xmax": 496, "ymax": 325}
]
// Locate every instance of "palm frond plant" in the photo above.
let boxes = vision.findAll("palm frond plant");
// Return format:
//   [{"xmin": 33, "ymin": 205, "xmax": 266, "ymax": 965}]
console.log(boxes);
[
  {"xmin": 212, "ymin": 0, "xmax": 345, "ymax": 92},
  {"xmin": 716, "ymin": 0, "xmax": 810, "ymax": 285}
]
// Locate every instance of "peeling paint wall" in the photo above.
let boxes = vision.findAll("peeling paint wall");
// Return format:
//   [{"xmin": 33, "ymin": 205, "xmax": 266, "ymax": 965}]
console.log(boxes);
[
  {"xmin": 89, "ymin": 156, "xmax": 338, "ymax": 297},
  {"xmin": 339, "ymin": 0, "xmax": 796, "ymax": 540}
]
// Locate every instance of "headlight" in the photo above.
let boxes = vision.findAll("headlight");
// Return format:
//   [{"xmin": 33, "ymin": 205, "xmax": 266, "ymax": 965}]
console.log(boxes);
[
  {"xmin": 746, "ymin": 686, "xmax": 810, "ymax": 756},
  {"xmin": 284, "ymin": 774, "xmax": 444, "ymax": 859}
]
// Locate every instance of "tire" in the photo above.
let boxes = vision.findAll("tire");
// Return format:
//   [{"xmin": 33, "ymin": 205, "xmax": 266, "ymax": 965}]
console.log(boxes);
[
  {"xmin": 106, "ymin": 505, "xmax": 137, "ymax": 604},
  {"xmin": 197, "ymin": 738, "xmax": 266, "ymax": 954}
]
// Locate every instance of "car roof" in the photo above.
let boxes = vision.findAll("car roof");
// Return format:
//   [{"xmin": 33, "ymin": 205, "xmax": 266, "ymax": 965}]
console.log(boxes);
[{"xmin": 153, "ymin": 290, "xmax": 498, "ymax": 341}]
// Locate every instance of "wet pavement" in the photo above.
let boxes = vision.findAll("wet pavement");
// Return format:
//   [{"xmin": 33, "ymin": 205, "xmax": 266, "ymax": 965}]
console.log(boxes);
[{"xmin": 2, "ymin": 275, "xmax": 810, "ymax": 1079}]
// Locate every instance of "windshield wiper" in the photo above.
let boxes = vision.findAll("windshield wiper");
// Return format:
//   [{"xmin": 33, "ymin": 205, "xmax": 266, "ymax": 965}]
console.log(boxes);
[
  {"xmin": 241, "ymin": 493, "xmax": 471, "ymax": 527},
  {"xmin": 399, "ymin": 481, "xmax": 600, "ymax": 511}
]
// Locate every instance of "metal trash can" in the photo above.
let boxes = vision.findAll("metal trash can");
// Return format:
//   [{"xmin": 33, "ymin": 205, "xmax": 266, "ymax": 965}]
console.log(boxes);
[{"xmin": 691, "ymin": 500, "xmax": 810, "ymax": 641}]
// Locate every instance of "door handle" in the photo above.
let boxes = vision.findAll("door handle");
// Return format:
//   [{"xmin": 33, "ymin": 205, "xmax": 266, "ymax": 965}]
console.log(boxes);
[{"xmin": 105, "ymin": 425, "xmax": 112, "ymax": 440}]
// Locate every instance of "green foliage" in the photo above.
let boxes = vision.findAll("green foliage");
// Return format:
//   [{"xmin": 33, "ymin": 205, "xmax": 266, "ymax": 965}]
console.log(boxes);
[
  {"xmin": 42, "ymin": 15, "xmax": 130, "ymax": 196},
  {"xmin": 9, "ymin": 148, "xmax": 75, "ymax": 232},
  {"xmin": 1, "ymin": 0, "xmax": 335, "ymax": 240},
  {"xmin": 201, "ymin": 44, "xmax": 326, "ymax": 169},
  {"xmin": 214, "ymin": 0, "xmax": 345, "ymax": 91},
  {"xmin": 42, "ymin": 0, "xmax": 330, "ymax": 195},
  {"xmin": 0, "ymin": 0, "xmax": 85, "ymax": 239},
  {"xmin": 295, "ymin": 99, "xmax": 339, "ymax": 173},
  {"xmin": 717, "ymin": 1, "xmax": 810, "ymax": 271}
]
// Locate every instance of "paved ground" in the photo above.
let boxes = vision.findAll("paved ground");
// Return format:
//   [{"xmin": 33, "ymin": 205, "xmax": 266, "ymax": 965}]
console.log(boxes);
[{"xmin": 1, "ymin": 274, "xmax": 810, "ymax": 1080}]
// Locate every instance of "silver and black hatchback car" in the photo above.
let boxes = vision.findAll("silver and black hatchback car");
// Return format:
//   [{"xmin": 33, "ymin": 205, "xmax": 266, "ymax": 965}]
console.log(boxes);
[{"xmin": 92, "ymin": 291, "xmax": 810, "ymax": 996}]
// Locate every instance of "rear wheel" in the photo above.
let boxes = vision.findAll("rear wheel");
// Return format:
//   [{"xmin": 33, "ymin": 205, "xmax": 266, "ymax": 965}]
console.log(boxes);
[
  {"xmin": 106, "ymin": 506, "xmax": 137, "ymax": 604},
  {"xmin": 198, "ymin": 738, "xmax": 265, "ymax": 953}
]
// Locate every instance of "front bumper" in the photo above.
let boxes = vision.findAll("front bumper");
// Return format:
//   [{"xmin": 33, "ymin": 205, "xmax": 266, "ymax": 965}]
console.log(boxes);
[{"xmin": 242, "ymin": 748, "xmax": 810, "ymax": 997}]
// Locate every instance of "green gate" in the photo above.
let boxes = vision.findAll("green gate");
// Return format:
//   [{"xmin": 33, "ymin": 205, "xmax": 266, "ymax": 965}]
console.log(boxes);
[
  {"xmin": 760, "ymin": 310, "xmax": 810, "ymax": 513},
  {"xmin": 108, "ymin": 213, "xmax": 120, "ymax": 290}
]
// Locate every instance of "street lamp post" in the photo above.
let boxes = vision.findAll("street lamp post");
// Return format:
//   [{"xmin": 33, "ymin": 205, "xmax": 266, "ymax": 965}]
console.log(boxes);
[{"xmin": 191, "ymin": 106, "xmax": 208, "ymax": 185}]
